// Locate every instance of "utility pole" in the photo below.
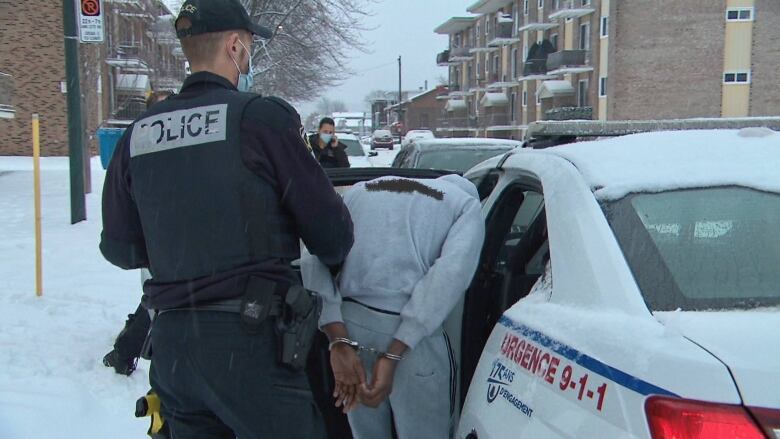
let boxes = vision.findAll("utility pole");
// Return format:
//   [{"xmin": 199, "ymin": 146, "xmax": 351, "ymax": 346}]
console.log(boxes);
[
  {"xmin": 62, "ymin": 0, "xmax": 87, "ymax": 224},
  {"xmin": 397, "ymin": 55, "xmax": 403, "ymax": 126}
]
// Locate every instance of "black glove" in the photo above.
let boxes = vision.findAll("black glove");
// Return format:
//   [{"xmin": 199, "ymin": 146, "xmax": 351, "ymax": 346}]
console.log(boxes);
[{"xmin": 103, "ymin": 349, "xmax": 137, "ymax": 376}]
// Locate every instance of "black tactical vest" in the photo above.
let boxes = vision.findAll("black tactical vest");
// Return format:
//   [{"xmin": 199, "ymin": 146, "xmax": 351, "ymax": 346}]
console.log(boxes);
[{"xmin": 127, "ymin": 89, "xmax": 299, "ymax": 282}]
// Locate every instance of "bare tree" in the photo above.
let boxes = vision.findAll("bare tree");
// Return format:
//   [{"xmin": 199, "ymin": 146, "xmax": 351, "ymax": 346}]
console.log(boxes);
[
  {"xmin": 316, "ymin": 97, "xmax": 348, "ymax": 115},
  {"xmin": 242, "ymin": 0, "xmax": 377, "ymax": 102}
]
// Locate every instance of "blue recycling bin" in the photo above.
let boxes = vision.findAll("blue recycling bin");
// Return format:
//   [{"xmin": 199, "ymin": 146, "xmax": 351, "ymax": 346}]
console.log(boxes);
[{"xmin": 97, "ymin": 127, "xmax": 126, "ymax": 169}]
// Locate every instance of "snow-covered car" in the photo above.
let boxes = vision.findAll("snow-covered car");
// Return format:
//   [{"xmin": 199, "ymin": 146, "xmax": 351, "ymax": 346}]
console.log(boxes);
[
  {"xmin": 392, "ymin": 138, "xmax": 521, "ymax": 173},
  {"xmin": 401, "ymin": 129, "xmax": 435, "ymax": 147},
  {"xmin": 337, "ymin": 132, "xmax": 377, "ymax": 168},
  {"xmin": 453, "ymin": 126, "xmax": 780, "ymax": 439}
]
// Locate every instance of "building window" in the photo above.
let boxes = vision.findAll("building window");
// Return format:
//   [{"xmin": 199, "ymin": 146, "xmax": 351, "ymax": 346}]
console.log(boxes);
[
  {"xmin": 578, "ymin": 79, "xmax": 589, "ymax": 107},
  {"xmin": 723, "ymin": 71, "xmax": 751, "ymax": 84},
  {"xmin": 511, "ymin": 92, "xmax": 517, "ymax": 121},
  {"xmin": 579, "ymin": 22, "xmax": 590, "ymax": 50},
  {"xmin": 536, "ymin": 90, "xmax": 542, "ymax": 105},
  {"xmin": 523, "ymin": 42, "xmax": 529, "ymax": 61},
  {"xmin": 601, "ymin": 16, "xmax": 608, "ymax": 38},
  {"xmin": 599, "ymin": 76, "xmax": 607, "ymax": 97},
  {"xmin": 551, "ymin": 33, "xmax": 559, "ymax": 50},
  {"xmin": 726, "ymin": 7, "xmax": 754, "ymax": 22},
  {"xmin": 511, "ymin": 48, "xmax": 518, "ymax": 78},
  {"xmin": 524, "ymin": 0, "xmax": 529, "ymax": 15},
  {"xmin": 554, "ymin": 0, "xmax": 560, "ymax": 9},
  {"xmin": 582, "ymin": 0, "xmax": 591, "ymax": 5},
  {"xmin": 522, "ymin": 90, "xmax": 528, "ymax": 107},
  {"xmin": 493, "ymin": 54, "xmax": 499, "ymax": 76},
  {"xmin": 486, "ymin": 17, "xmax": 490, "ymax": 36},
  {"xmin": 538, "ymin": 0, "xmax": 544, "ymax": 9}
]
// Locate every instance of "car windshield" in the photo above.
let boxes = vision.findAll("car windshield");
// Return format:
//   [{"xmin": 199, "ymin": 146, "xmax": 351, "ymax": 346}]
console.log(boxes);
[
  {"xmin": 340, "ymin": 139, "xmax": 364, "ymax": 157},
  {"xmin": 416, "ymin": 148, "xmax": 510, "ymax": 172},
  {"xmin": 605, "ymin": 187, "xmax": 780, "ymax": 311}
]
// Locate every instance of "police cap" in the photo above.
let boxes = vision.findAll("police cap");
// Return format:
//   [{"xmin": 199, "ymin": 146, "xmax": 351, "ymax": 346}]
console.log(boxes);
[{"xmin": 175, "ymin": 0, "xmax": 273, "ymax": 40}]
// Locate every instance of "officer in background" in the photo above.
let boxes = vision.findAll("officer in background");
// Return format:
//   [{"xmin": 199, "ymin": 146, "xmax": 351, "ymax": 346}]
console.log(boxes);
[{"xmin": 99, "ymin": 0, "xmax": 353, "ymax": 437}]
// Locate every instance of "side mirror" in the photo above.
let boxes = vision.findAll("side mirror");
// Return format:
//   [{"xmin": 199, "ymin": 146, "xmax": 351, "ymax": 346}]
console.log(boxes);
[{"xmin": 368, "ymin": 151, "xmax": 379, "ymax": 157}]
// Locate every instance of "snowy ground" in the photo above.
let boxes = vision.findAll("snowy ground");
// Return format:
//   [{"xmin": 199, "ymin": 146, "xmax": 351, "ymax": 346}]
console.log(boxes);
[
  {"xmin": 0, "ymin": 150, "xmax": 399, "ymax": 438},
  {"xmin": 0, "ymin": 157, "xmax": 152, "ymax": 439}
]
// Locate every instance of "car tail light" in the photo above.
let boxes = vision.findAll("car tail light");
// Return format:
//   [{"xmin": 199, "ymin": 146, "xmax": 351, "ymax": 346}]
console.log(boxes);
[
  {"xmin": 645, "ymin": 396, "xmax": 766, "ymax": 439},
  {"xmin": 748, "ymin": 407, "xmax": 780, "ymax": 439}
]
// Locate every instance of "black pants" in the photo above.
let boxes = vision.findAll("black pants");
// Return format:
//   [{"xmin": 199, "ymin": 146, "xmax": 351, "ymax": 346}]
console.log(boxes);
[{"xmin": 150, "ymin": 310, "xmax": 326, "ymax": 439}]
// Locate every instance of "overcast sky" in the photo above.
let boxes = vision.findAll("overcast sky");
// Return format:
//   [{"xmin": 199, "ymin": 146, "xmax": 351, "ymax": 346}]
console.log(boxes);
[
  {"xmin": 295, "ymin": 0, "xmax": 474, "ymax": 117},
  {"xmin": 163, "ymin": 0, "xmax": 476, "ymax": 117}
]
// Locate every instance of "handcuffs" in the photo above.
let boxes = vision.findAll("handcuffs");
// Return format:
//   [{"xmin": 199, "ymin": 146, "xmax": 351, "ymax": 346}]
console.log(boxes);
[{"xmin": 328, "ymin": 337, "xmax": 405, "ymax": 362}]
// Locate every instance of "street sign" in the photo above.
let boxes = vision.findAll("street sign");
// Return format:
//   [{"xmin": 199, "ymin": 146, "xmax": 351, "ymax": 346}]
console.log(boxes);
[{"xmin": 78, "ymin": 0, "xmax": 104, "ymax": 43}]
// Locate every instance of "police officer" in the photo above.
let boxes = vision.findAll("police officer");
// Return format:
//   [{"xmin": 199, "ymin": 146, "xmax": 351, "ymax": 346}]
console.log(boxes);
[{"xmin": 99, "ymin": 0, "xmax": 353, "ymax": 437}]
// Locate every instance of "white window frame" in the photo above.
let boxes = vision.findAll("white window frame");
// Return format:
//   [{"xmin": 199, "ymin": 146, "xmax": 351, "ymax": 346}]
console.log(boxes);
[
  {"xmin": 538, "ymin": 0, "xmax": 544, "ymax": 9},
  {"xmin": 511, "ymin": 48, "xmax": 518, "ymax": 78},
  {"xmin": 536, "ymin": 90, "xmax": 542, "ymax": 105},
  {"xmin": 522, "ymin": 90, "xmax": 528, "ymax": 107},
  {"xmin": 524, "ymin": 0, "xmax": 529, "ymax": 16},
  {"xmin": 726, "ymin": 7, "xmax": 754, "ymax": 22},
  {"xmin": 582, "ymin": 0, "xmax": 591, "ymax": 5},
  {"xmin": 600, "ymin": 16, "xmax": 608, "ymax": 38},
  {"xmin": 723, "ymin": 70, "xmax": 752, "ymax": 84},
  {"xmin": 523, "ymin": 42, "xmax": 529, "ymax": 61},
  {"xmin": 580, "ymin": 22, "xmax": 591, "ymax": 50},
  {"xmin": 599, "ymin": 76, "xmax": 607, "ymax": 97},
  {"xmin": 551, "ymin": 33, "xmax": 559, "ymax": 50}
]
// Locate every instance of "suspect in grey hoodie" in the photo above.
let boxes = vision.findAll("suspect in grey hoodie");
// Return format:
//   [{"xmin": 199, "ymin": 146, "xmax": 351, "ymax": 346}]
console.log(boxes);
[{"xmin": 301, "ymin": 174, "xmax": 485, "ymax": 349}]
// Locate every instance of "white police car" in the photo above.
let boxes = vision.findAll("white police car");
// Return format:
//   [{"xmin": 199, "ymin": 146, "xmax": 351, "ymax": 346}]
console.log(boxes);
[{"xmin": 451, "ymin": 124, "xmax": 780, "ymax": 439}]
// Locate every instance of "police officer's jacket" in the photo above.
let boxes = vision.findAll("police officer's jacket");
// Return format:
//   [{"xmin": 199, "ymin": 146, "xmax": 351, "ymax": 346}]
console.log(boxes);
[{"xmin": 100, "ymin": 72, "xmax": 354, "ymax": 310}]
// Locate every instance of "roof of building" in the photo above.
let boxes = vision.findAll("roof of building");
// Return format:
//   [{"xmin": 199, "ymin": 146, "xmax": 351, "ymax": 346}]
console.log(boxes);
[
  {"xmin": 434, "ymin": 17, "xmax": 478, "ymax": 35},
  {"xmin": 467, "ymin": 0, "xmax": 514, "ymax": 14}
]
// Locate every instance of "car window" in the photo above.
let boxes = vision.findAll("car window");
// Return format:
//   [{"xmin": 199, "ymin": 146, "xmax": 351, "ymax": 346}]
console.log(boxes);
[
  {"xmin": 340, "ymin": 139, "xmax": 364, "ymax": 157},
  {"xmin": 496, "ymin": 191, "xmax": 544, "ymax": 270},
  {"xmin": 416, "ymin": 149, "xmax": 511, "ymax": 172},
  {"xmin": 606, "ymin": 187, "xmax": 780, "ymax": 311}
]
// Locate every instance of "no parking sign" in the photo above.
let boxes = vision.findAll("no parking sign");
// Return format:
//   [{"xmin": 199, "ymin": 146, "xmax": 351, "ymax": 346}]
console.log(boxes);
[{"xmin": 78, "ymin": 0, "xmax": 104, "ymax": 43}]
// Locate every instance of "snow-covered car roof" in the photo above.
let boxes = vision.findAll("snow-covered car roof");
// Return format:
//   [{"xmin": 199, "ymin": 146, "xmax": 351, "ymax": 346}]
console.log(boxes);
[
  {"xmin": 414, "ymin": 138, "xmax": 522, "ymax": 150},
  {"xmin": 540, "ymin": 128, "xmax": 780, "ymax": 200}
]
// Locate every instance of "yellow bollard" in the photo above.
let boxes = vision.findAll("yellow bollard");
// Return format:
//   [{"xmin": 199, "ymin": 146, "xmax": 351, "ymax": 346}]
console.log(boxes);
[{"xmin": 32, "ymin": 114, "xmax": 42, "ymax": 297}]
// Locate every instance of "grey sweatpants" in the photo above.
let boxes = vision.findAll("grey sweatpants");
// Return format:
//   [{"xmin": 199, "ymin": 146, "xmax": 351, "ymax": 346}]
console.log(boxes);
[{"xmin": 342, "ymin": 301, "xmax": 456, "ymax": 439}]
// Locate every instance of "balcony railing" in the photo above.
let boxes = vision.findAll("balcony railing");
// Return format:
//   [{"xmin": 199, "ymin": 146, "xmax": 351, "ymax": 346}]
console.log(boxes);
[
  {"xmin": 437, "ymin": 50, "xmax": 450, "ymax": 66},
  {"xmin": 546, "ymin": 50, "xmax": 590, "ymax": 71},
  {"xmin": 488, "ymin": 21, "xmax": 516, "ymax": 46},
  {"xmin": 548, "ymin": 0, "xmax": 597, "ymax": 20},
  {"xmin": 545, "ymin": 106, "xmax": 593, "ymax": 121},
  {"xmin": 438, "ymin": 116, "xmax": 478, "ymax": 130},
  {"xmin": 480, "ymin": 112, "xmax": 510, "ymax": 128},
  {"xmin": 523, "ymin": 58, "xmax": 548, "ymax": 76},
  {"xmin": 449, "ymin": 46, "xmax": 473, "ymax": 61}
]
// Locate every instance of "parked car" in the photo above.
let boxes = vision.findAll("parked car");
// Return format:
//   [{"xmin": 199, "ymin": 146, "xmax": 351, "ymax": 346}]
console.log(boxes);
[
  {"xmin": 338, "ymin": 132, "xmax": 377, "ymax": 168},
  {"xmin": 401, "ymin": 129, "xmax": 435, "ymax": 147},
  {"xmin": 456, "ymin": 126, "xmax": 780, "ymax": 438},
  {"xmin": 391, "ymin": 138, "xmax": 521, "ymax": 173},
  {"xmin": 371, "ymin": 129, "xmax": 395, "ymax": 150}
]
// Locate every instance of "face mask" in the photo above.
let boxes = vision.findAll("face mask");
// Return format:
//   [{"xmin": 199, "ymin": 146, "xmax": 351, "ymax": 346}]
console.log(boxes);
[
  {"xmin": 320, "ymin": 133, "xmax": 333, "ymax": 144},
  {"xmin": 230, "ymin": 40, "xmax": 254, "ymax": 92}
]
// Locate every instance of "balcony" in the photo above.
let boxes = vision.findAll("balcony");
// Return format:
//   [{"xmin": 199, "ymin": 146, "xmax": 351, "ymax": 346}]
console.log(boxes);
[
  {"xmin": 544, "ymin": 106, "xmax": 593, "ymax": 121},
  {"xmin": 546, "ymin": 50, "xmax": 593, "ymax": 75},
  {"xmin": 548, "ymin": 0, "xmax": 596, "ymax": 20},
  {"xmin": 479, "ymin": 112, "xmax": 510, "ymax": 129},
  {"xmin": 437, "ymin": 50, "xmax": 450, "ymax": 66},
  {"xmin": 487, "ymin": 20, "xmax": 520, "ymax": 47},
  {"xmin": 437, "ymin": 116, "xmax": 478, "ymax": 133},
  {"xmin": 519, "ymin": 21, "xmax": 558, "ymax": 32},
  {"xmin": 449, "ymin": 46, "xmax": 473, "ymax": 62}
]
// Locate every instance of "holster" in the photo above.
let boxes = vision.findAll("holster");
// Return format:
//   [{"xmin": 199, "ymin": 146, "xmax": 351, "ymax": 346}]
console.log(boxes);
[{"xmin": 276, "ymin": 284, "xmax": 323, "ymax": 371}]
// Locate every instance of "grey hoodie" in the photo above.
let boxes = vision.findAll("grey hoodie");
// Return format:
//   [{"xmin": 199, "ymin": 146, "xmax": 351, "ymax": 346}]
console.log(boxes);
[{"xmin": 301, "ymin": 174, "xmax": 485, "ymax": 349}]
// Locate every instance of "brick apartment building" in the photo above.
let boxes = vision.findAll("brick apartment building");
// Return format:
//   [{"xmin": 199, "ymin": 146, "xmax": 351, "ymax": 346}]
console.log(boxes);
[
  {"xmin": 435, "ymin": 0, "xmax": 780, "ymax": 139},
  {"xmin": 0, "ymin": 0, "xmax": 186, "ymax": 156},
  {"xmin": 384, "ymin": 86, "xmax": 449, "ymax": 134}
]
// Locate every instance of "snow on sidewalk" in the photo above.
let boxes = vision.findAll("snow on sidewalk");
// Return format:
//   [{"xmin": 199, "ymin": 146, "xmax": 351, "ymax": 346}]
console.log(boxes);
[{"xmin": 0, "ymin": 157, "xmax": 150, "ymax": 439}]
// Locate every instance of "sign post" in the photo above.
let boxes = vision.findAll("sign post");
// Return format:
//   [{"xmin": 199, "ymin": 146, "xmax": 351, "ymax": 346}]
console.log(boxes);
[{"xmin": 32, "ymin": 114, "xmax": 43, "ymax": 297}]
